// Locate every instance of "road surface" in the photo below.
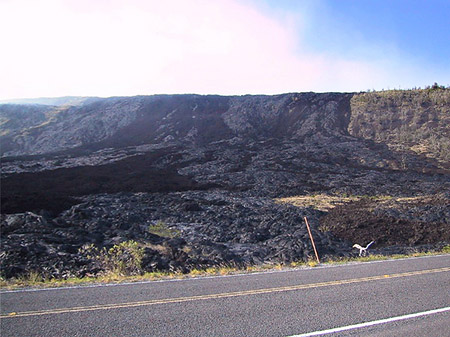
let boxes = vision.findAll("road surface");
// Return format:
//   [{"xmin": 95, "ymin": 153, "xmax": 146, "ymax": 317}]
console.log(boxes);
[{"xmin": 1, "ymin": 254, "xmax": 449, "ymax": 336}]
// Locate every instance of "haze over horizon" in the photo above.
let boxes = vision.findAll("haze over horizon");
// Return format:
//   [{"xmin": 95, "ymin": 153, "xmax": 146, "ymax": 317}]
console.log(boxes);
[{"xmin": 1, "ymin": 0, "xmax": 449, "ymax": 100}]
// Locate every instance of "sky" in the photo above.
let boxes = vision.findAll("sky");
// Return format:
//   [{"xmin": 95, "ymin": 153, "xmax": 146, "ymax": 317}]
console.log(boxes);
[{"xmin": 1, "ymin": 0, "xmax": 449, "ymax": 99}]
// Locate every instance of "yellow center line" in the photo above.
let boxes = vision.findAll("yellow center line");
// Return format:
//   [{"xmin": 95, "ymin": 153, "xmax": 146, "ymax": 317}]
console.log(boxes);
[{"xmin": 2, "ymin": 267, "xmax": 449, "ymax": 319}]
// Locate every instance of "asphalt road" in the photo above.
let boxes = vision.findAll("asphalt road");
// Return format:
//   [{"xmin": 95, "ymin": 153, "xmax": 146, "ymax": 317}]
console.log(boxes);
[{"xmin": 1, "ymin": 255, "xmax": 449, "ymax": 337}]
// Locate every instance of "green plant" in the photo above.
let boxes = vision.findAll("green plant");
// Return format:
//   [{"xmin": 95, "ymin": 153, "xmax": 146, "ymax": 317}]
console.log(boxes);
[
  {"xmin": 17, "ymin": 271, "xmax": 44, "ymax": 285},
  {"xmin": 429, "ymin": 82, "xmax": 446, "ymax": 91},
  {"xmin": 79, "ymin": 240, "xmax": 144, "ymax": 276},
  {"xmin": 148, "ymin": 221, "xmax": 180, "ymax": 238},
  {"xmin": 106, "ymin": 241, "xmax": 144, "ymax": 275}
]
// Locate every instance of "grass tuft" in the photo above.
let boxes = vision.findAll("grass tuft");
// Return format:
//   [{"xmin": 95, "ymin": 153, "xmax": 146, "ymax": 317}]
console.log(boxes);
[{"xmin": 148, "ymin": 221, "xmax": 180, "ymax": 238}]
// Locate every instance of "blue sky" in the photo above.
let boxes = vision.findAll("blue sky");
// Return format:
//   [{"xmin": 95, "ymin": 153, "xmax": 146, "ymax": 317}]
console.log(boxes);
[
  {"xmin": 0, "ymin": 0, "xmax": 449, "ymax": 99},
  {"xmin": 271, "ymin": 0, "xmax": 450, "ymax": 67}
]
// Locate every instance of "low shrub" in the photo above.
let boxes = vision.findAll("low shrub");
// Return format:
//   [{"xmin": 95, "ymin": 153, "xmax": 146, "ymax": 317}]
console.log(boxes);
[{"xmin": 79, "ymin": 240, "xmax": 144, "ymax": 276}]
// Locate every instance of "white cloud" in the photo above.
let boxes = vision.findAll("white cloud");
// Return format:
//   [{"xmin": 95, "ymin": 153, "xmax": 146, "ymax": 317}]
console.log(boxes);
[{"xmin": 0, "ymin": 0, "xmax": 448, "ymax": 99}]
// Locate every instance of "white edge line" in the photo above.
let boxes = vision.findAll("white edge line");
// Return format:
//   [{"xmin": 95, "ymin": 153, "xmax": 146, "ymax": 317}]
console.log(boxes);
[
  {"xmin": 1, "ymin": 254, "xmax": 448, "ymax": 294},
  {"xmin": 289, "ymin": 306, "xmax": 450, "ymax": 337}
]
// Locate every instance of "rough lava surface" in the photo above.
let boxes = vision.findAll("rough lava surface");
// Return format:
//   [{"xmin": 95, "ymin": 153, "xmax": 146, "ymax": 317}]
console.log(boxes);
[{"xmin": 1, "ymin": 91, "xmax": 449, "ymax": 279}]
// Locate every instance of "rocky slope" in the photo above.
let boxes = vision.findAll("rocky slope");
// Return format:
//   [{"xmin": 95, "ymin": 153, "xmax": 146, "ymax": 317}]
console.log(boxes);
[{"xmin": 1, "ymin": 89, "xmax": 449, "ymax": 279}]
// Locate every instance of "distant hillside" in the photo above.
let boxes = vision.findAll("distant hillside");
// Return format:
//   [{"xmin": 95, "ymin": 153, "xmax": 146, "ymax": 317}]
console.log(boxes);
[
  {"xmin": 1, "ymin": 93, "xmax": 353, "ymax": 157},
  {"xmin": 0, "ymin": 96, "xmax": 101, "ymax": 106},
  {"xmin": 1, "ymin": 89, "xmax": 448, "ymax": 163},
  {"xmin": 0, "ymin": 104, "xmax": 56, "ymax": 137},
  {"xmin": 349, "ymin": 87, "xmax": 450, "ymax": 166}
]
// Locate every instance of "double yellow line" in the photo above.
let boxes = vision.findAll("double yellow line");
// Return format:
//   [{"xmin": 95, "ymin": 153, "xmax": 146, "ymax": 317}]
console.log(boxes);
[{"xmin": 2, "ymin": 267, "xmax": 449, "ymax": 319}]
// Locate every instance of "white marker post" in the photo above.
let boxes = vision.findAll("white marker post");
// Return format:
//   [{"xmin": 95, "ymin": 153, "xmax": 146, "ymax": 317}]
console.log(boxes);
[{"xmin": 304, "ymin": 216, "xmax": 320, "ymax": 264}]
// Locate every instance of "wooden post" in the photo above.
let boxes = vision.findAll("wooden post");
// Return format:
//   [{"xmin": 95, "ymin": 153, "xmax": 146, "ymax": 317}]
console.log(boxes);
[{"xmin": 304, "ymin": 216, "xmax": 320, "ymax": 264}]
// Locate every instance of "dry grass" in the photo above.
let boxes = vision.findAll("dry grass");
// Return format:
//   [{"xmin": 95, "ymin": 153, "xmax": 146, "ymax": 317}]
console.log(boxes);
[
  {"xmin": 277, "ymin": 193, "xmax": 436, "ymax": 212},
  {"xmin": 148, "ymin": 221, "xmax": 180, "ymax": 238},
  {"xmin": 276, "ymin": 194, "xmax": 360, "ymax": 211},
  {"xmin": 1, "ymin": 248, "xmax": 448, "ymax": 290}
]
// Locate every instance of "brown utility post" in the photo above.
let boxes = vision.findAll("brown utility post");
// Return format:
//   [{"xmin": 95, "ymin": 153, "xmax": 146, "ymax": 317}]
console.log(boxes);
[{"xmin": 304, "ymin": 216, "xmax": 320, "ymax": 264}]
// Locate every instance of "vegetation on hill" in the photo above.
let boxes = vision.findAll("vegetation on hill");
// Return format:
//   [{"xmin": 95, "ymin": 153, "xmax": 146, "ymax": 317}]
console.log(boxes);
[{"xmin": 350, "ymin": 86, "xmax": 450, "ymax": 166}]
